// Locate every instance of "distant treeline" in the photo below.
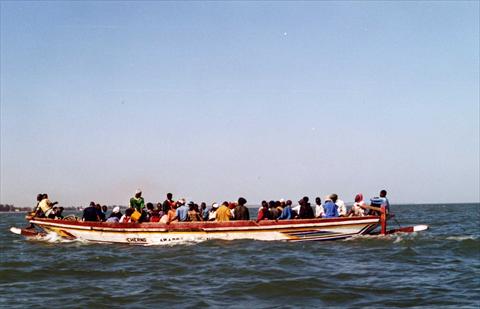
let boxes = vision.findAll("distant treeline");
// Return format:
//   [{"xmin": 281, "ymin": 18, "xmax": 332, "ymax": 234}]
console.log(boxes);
[{"xmin": 0, "ymin": 204, "xmax": 32, "ymax": 212}]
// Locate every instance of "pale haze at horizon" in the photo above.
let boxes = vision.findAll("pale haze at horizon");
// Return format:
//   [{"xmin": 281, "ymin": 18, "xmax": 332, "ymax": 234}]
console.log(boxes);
[{"xmin": 1, "ymin": 2, "xmax": 479, "ymax": 207}]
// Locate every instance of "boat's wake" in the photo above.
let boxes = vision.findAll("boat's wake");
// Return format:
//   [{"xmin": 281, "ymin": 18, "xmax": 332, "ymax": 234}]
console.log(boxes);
[
  {"xmin": 346, "ymin": 232, "xmax": 421, "ymax": 243},
  {"xmin": 29, "ymin": 232, "xmax": 89, "ymax": 244}
]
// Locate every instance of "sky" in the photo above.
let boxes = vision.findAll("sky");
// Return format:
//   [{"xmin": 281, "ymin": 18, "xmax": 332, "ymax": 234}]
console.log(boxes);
[{"xmin": 1, "ymin": 1, "xmax": 479, "ymax": 207}]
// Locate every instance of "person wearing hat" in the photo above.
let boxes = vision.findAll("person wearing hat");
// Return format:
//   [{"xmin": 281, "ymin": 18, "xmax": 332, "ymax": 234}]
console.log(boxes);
[
  {"xmin": 174, "ymin": 199, "xmax": 189, "ymax": 222},
  {"xmin": 106, "ymin": 206, "xmax": 122, "ymax": 222},
  {"xmin": 130, "ymin": 189, "xmax": 145, "ymax": 212},
  {"xmin": 208, "ymin": 203, "xmax": 219, "ymax": 221},
  {"xmin": 278, "ymin": 199, "xmax": 293, "ymax": 220}
]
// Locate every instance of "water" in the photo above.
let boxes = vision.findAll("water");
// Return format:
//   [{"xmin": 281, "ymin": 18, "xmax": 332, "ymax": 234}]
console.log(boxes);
[{"xmin": 1, "ymin": 204, "xmax": 479, "ymax": 308}]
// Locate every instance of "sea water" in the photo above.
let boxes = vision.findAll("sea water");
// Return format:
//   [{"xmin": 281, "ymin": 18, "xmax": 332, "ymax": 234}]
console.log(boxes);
[{"xmin": 0, "ymin": 204, "xmax": 479, "ymax": 308}]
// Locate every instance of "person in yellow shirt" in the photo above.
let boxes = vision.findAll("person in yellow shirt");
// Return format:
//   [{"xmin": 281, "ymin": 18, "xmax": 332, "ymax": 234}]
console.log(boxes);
[
  {"xmin": 215, "ymin": 201, "xmax": 233, "ymax": 222},
  {"xmin": 35, "ymin": 193, "xmax": 58, "ymax": 218}
]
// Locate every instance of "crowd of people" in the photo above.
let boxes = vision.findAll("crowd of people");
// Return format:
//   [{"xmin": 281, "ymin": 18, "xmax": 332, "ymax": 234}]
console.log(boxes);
[
  {"xmin": 31, "ymin": 189, "xmax": 390, "ymax": 224},
  {"xmin": 78, "ymin": 189, "xmax": 390, "ymax": 224}
]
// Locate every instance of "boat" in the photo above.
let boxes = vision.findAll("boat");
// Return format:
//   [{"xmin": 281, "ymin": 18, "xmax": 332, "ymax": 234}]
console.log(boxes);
[{"xmin": 10, "ymin": 208, "xmax": 428, "ymax": 245}]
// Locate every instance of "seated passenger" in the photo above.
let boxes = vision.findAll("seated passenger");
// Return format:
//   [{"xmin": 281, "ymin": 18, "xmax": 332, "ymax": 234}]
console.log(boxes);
[
  {"xmin": 257, "ymin": 202, "xmax": 271, "ymax": 222},
  {"xmin": 201, "ymin": 202, "xmax": 209, "ymax": 221},
  {"xmin": 173, "ymin": 199, "xmax": 189, "ymax": 222},
  {"xmin": 268, "ymin": 201, "xmax": 280, "ymax": 219},
  {"xmin": 120, "ymin": 208, "xmax": 134, "ymax": 223},
  {"xmin": 55, "ymin": 207, "xmax": 64, "ymax": 219},
  {"xmin": 102, "ymin": 205, "xmax": 108, "ymax": 219},
  {"xmin": 234, "ymin": 197, "xmax": 250, "ymax": 221},
  {"xmin": 315, "ymin": 197, "xmax": 324, "ymax": 218},
  {"xmin": 323, "ymin": 196, "xmax": 339, "ymax": 218},
  {"xmin": 156, "ymin": 202, "xmax": 165, "ymax": 218},
  {"xmin": 48, "ymin": 206, "xmax": 58, "ymax": 219},
  {"xmin": 160, "ymin": 203, "xmax": 176, "ymax": 224},
  {"xmin": 216, "ymin": 201, "xmax": 233, "ymax": 222},
  {"xmin": 208, "ymin": 203, "xmax": 219, "ymax": 221},
  {"xmin": 275, "ymin": 200, "xmax": 285, "ymax": 217},
  {"xmin": 187, "ymin": 202, "xmax": 201, "ymax": 221},
  {"xmin": 330, "ymin": 194, "xmax": 347, "ymax": 217},
  {"xmin": 37, "ymin": 194, "xmax": 58, "ymax": 218},
  {"xmin": 147, "ymin": 203, "xmax": 161, "ymax": 222},
  {"xmin": 291, "ymin": 202, "xmax": 301, "ymax": 219},
  {"xmin": 277, "ymin": 200, "xmax": 293, "ymax": 220},
  {"xmin": 348, "ymin": 194, "xmax": 366, "ymax": 217},
  {"xmin": 83, "ymin": 202, "xmax": 100, "ymax": 221},
  {"xmin": 108, "ymin": 206, "xmax": 122, "ymax": 220},
  {"xmin": 299, "ymin": 197, "xmax": 314, "ymax": 219},
  {"xmin": 96, "ymin": 204, "xmax": 106, "ymax": 221},
  {"xmin": 258, "ymin": 200, "xmax": 268, "ymax": 216}
]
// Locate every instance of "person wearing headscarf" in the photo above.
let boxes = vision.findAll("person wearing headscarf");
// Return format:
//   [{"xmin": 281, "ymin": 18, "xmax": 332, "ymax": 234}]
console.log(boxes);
[
  {"xmin": 348, "ymin": 194, "xmax": 366, "ymax": 217},
  {"xmin": 106, "ymin": 206, "xmax": 122, "ymax": 222}
]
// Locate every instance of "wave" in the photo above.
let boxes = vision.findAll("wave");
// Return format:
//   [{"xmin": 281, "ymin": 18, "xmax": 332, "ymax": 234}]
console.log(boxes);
[
  {"xmin": 445, "ymin": 235, "xmax": 478, "ymax": 241},
  {"xmin": 29, "ymin": 232, "xmax": 89, "ymax": 244}
]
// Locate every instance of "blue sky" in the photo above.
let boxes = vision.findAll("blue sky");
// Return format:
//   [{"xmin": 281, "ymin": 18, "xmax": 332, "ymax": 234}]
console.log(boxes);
[{"xmin": 1, "ymin": 1, "xmax": 479, "ymax": 206}]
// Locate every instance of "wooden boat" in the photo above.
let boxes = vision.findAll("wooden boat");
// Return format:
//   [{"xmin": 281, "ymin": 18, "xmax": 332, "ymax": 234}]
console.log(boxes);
[{"xmin": 10, "ymin": 209, "xmax": 428, "ymax": 245}]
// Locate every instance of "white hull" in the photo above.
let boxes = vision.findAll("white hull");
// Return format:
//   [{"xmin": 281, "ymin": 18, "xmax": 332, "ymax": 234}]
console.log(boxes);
[{"xmin": 29, "ymin": 217, "xmax": 380, "ymax": 245}]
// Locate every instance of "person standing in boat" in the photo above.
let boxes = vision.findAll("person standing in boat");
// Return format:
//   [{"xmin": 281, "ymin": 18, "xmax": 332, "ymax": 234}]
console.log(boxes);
[
  {"xmin": 162, "ymin": 193, "xmax": 175, "ymax": 214},
  {"xmin": 234, "ymin": 197, "xmax": 250, "ymax": 220},
  {"xmin": 130, "ymin": 189, "xmax": 146, "ymax": 221}
]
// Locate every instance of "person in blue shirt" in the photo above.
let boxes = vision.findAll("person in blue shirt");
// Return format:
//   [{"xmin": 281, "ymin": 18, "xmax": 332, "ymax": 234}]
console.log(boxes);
[
  {"xmin": 174, "ymin": 199, "xmax": 189, "ymax": 222},
  {"xmin": 277, "ymin": 200, "xmax": 293, "ymax": 220},
  {"xmin": 200, "ymin": 202, "xmax": 209, "ymax": 221},
  {"xmin": 369, "ymin": 189, "xmax": 390, "ymax": 215},
  {"xmin": 323, "ymin": 196, "xmax": 339, "ymax": 218}
]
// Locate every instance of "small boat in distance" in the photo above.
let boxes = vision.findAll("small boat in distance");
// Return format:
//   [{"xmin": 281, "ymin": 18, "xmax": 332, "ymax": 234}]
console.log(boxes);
[{"xmin": 10, "ymin": 208, "xmax": 428, "ymax": 245}]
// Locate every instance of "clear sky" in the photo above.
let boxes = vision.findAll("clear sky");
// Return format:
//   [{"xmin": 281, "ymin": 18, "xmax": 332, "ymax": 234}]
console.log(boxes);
[{"xmin": 1, "ymin": 1, "xmax": 479, "ymax": 207}]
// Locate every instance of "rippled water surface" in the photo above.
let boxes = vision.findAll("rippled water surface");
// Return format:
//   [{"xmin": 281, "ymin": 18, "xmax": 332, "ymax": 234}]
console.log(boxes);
[{"xmin": 1, "ymin": 204, "xmax": 479, "ymax": 308}]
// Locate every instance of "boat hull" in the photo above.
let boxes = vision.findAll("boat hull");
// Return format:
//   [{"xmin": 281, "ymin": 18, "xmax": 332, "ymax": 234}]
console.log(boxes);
[{"xmin": 28, "ymin": 216, "xmax": 380, "ymax": 245}]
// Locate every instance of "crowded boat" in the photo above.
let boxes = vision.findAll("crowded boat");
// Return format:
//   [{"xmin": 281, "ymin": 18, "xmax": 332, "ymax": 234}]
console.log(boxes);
[{"xmin": 30, "ymin": 189, "xmax": 391, "ymax": 224}]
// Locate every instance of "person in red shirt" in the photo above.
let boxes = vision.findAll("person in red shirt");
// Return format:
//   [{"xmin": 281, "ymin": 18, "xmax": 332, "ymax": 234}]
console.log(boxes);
[{"xmin": 257, "ymin": 200, "xmax": 271, "ymax": 222}]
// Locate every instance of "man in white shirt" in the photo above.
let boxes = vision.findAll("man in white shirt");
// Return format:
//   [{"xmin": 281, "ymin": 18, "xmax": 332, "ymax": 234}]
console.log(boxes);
[{"xmin": 315, "ymin": 197, "xmax": 325, "ymax": 218}]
